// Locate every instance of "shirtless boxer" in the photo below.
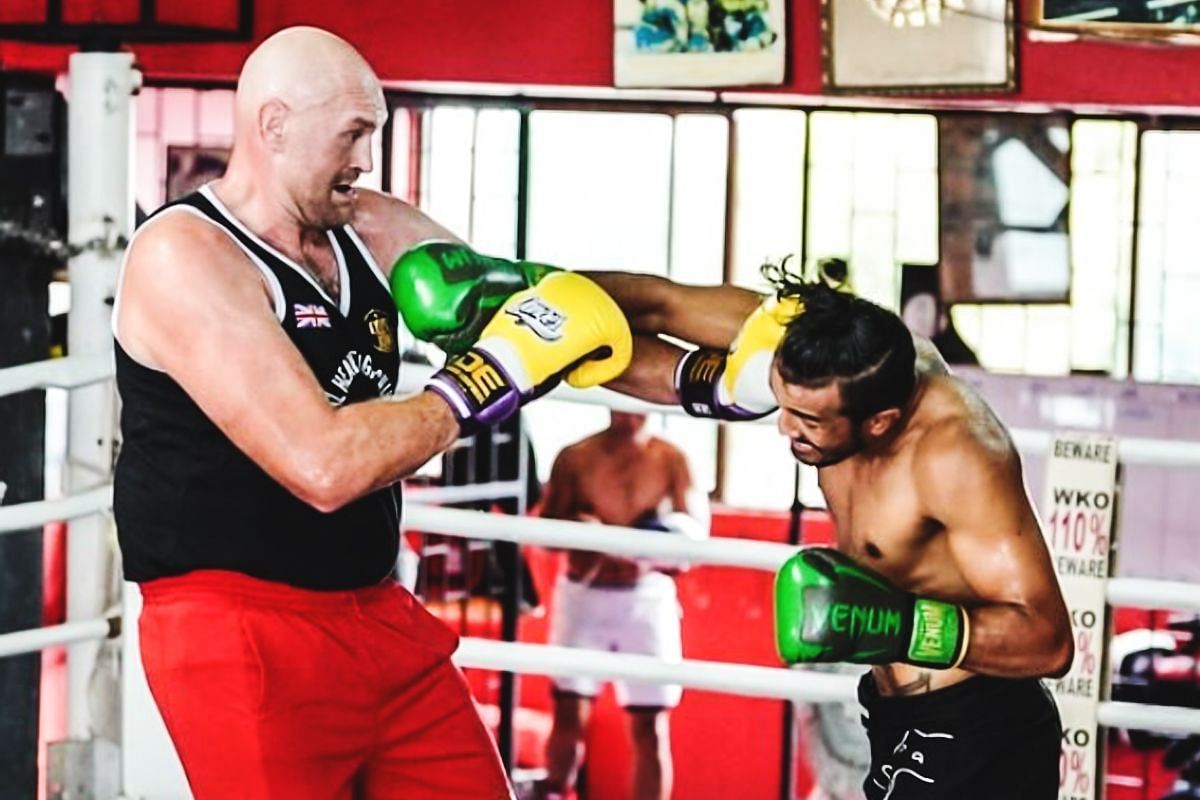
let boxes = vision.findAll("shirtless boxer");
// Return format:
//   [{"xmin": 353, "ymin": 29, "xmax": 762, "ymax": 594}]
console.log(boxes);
[
  {"xmin": 533, "ymin": 411, "xmax": 708, "ymax": 800},
  {"xmin": 614, "ymin": 273, "xmax": 1074, "ymax": 799},
  {"xmin": 399, "ymin": 263, "xmax": 1074, "ymax": 800},
  {"xmin": 112, "ymin": 27, "xmax": 629, "ymax": 800}
]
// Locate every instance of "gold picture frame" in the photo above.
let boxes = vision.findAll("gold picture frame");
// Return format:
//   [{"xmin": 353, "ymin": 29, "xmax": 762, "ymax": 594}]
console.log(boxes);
[
  {"xmin": 822, "ymin": 0, "xmax": 1016, "ymax": 94},
  {"xmin": 1033, "ymin": 0, "xmax": 1200, "ymax": 36}
]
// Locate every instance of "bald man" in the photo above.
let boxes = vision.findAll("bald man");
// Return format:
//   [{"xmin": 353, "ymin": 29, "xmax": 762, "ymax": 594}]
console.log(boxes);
[{"xmin": 113, "ymin": 26, "xmax": 628, "ymax": 800}]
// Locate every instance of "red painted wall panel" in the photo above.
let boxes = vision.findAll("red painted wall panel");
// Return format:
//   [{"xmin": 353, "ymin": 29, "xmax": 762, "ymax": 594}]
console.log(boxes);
[{"xmin": 2, "ymin": 0, "xmax": 1199, "ymax": 110}]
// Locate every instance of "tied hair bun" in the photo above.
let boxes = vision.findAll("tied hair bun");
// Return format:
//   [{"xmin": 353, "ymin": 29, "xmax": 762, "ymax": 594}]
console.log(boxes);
[{"xmin": 760, "ymin": 256, "xmax": 848, "ymax": 316}]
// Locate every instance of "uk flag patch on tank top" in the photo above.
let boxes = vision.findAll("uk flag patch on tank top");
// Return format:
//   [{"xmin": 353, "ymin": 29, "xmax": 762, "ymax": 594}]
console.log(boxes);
[{"xmin": 294, "ymin": 303, "xmax": 332, "ymax": 328}]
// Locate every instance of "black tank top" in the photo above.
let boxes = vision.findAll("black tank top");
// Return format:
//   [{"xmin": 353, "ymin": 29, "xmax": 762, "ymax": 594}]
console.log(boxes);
[{"xmin": 114, "ymin": 186, "xmax": 402, "ymax": 590}]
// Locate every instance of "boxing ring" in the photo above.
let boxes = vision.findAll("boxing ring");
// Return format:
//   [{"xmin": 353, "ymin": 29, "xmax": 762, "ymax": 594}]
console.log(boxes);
[
  {"xmin": 0, "ymin": 48, "xmax": 1195, "ymax": 797},
  {"xmin": 6, "ymin": 349, "xmax": 1200, "ymax": 798}
]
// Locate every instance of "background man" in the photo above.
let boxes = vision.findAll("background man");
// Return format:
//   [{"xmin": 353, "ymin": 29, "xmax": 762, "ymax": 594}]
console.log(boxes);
[{"xmin": 533, "ymin": 411, "xmax": 708, "ymax": 800}]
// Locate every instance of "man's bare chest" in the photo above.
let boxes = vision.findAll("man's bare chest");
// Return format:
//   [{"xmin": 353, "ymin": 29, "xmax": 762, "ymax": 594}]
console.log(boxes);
[
  {"xmin": 301, "ymin": 250, "xmax": 340, "ymax": 300},
  {"xmin": 819, "ymin": 464, "xmax": 934, "ymax": 574},
  {"xmin": 576, "ymin": 449, "xmax": 671, "ymax": 519}
]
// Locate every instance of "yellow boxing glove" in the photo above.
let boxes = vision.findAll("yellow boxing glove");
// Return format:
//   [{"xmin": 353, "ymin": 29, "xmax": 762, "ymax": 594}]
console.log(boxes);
[
  {"xmin": 427, "ymin": 272, "xmax": 632, "ymax": 431},
  {"xmin": 675, "ymin": 295, "xmax": 802, "ymax": 420}
]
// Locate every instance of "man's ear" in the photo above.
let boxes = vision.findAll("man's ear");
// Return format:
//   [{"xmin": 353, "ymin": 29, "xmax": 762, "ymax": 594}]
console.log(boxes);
[
  {"xmin": 259, "ymin": 100, "xmax": 289, "ymax": 152},
  {"xmin": 863, "ymin": 407, "xmax": 902, "ymax": 439}
]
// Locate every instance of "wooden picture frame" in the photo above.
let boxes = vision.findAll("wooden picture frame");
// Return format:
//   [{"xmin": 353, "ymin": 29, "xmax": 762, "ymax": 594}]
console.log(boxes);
[
  {"xmin": 822, "ymin": 0, "xmax": 1015, "ymax": 94},
  {"xmin": 614, "ymin": 0, "xmax": 788, "ymax": 88}
]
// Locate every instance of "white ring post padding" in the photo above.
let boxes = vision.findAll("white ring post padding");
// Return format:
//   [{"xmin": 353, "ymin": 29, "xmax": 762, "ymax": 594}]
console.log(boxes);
[
  {"xmin": 1106, "ymin": 578, "xmax": 1200, "ymax": 613},
  {"xmin": 455, "ymin": 637, "xmax": 861, "ymax": 703},
  {"xmin": 0, "ymin": 354, "xmax": 114, "ymax": 396},
  {"xmin": 403, "ymin": 504, "xmax": 796, "ymax": 570},
  {"xmin": 0, "ymin": 485, "xmax": 113, "ymax": 535},
  {"xmin": 0, "ymin": 618, "xmax": 112, "ymax": 660}
]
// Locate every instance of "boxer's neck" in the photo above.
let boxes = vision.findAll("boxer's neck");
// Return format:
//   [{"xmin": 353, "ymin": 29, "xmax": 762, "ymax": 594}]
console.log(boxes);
[{"xmin": 208, "ymin": 173, "xmax": 331, "ymax": 262}]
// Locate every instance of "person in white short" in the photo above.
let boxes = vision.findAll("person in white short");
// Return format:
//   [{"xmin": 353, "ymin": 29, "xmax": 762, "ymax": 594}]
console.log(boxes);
[{"xmin": 532, "ymin": 411, "xmax": 708, "ymax": 800}]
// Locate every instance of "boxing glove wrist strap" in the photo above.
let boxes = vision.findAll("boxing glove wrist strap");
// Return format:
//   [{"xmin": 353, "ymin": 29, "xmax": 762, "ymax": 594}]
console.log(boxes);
[
  {"xmin": 675, "ymin": 349, "xmax": 728, "ymax": 420},
  {"xmin": 907, "ymin": 597, "xmax": 970, "ymax": 669},
  {"xmin": 426, "ymin": 348, "xmax": 523, "ymax": 433}
]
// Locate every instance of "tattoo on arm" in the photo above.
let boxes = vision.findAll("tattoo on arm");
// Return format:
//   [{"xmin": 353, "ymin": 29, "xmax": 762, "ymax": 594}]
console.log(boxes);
[{"xmin": 875, "ymin": 666, "xmax": 934, "ymax": 695}]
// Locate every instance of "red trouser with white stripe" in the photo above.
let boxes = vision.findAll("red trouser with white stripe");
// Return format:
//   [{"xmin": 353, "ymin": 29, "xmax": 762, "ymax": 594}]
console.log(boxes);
[{"xmin": 138, "ymin": 569, "xmax": 513, "ymax": 800}]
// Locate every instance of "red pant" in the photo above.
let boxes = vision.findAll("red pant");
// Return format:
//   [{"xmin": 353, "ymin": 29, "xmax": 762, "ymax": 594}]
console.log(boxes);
[{"xmin": 139, "ymin": 570, "xmax": 512, "ymax": 800}]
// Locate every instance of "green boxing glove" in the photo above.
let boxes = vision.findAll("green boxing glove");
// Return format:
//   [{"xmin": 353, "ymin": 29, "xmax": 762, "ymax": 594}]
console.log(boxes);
[
  {"xmin": 774, "ymin": 547, "xmax": 969, "ymax": 670},
  {"xmin": 391, "ymin": 240, "xmax": 561, "ymax": 355}
]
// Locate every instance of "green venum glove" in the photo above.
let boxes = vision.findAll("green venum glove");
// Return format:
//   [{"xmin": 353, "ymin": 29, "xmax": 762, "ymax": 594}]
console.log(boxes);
[
  {"xmin": 391, "ymin": 240, "xmax": 560, "ymax": 355},
  {"xmin": 774, "ymin": 547, "xmax": 969, "ymax": 670}
]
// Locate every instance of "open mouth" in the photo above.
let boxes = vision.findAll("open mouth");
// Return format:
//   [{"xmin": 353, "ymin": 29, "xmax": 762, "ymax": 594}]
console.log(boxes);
[{"xmin": 332, "ymin": 183, "xmax": 356, "ymax": 197}]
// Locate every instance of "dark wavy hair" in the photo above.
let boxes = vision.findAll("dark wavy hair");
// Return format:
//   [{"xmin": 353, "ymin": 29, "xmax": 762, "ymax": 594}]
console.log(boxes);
[{"xmin": 763, "ymin": 259, "xmax": 916, "ymax": 424}]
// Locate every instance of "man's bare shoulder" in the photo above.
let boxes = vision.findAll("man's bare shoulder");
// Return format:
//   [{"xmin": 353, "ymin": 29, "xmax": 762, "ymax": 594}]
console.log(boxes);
[
  {"xmin": 349, "ymin": 189, "xmax": 463, "ymax": 270},
  {"xmin": 125, "ymin": 211, "xmax": 250, "ymax": 287},
  {"xmin": 912, "ymin": 377, "xmax": 1020, "ymax": 495},
  {"xmin": 646, "ymin": 435, "xmax": 686, "ymax": 461},
  {"xmin": 557, "ymin": 434, "xmax": 606, "ymax": 463}
]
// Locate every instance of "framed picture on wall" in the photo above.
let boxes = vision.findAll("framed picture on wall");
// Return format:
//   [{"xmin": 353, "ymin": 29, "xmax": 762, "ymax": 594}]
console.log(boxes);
[
  {"xmin": 1035, "ymin": 0, "xmax": 1200, "ymax": 35},
  {"xmin": 613, "ymin": 0, "xmax": 787, "ymax": 88},
  {"xmin": 938, "ymin": 113, "xmax": 1072, "ymax": 304},
  {"xmin": 822, "ymin": 0, "xmax": 1014, "ymax": 93}
]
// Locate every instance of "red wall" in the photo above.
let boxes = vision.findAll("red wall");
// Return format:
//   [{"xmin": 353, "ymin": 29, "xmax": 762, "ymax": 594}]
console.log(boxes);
[{"xmin": 2, "ymin": 0, "xmax": 1200, "ymax": 111}]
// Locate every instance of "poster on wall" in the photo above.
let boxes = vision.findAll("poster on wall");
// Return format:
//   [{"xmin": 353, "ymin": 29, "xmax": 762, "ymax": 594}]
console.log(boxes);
[
  {"xmin": 166, "ymin": 145, "xmax": 230, "ymax": 202},
  {"xmin": 1036, "ymin": 0, "xmax": 1200, "ymax": 35},
  {"xmin": 613, "ymin": 0, "xmax": 787, "ymax": 88},
  {"xmin": 822, "ymin": 0, "xmax": 1013, "ymax": 93}
]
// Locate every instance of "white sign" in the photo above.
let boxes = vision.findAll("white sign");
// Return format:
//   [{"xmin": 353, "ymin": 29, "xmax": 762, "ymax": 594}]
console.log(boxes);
[{"xmin": 1041, "ymin": 431, "xmax": 1118, "ymax": 800}]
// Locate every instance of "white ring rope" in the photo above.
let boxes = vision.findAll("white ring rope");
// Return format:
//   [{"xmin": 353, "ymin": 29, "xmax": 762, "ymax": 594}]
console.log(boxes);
[
  {"xmin": 451, "ymin": 638, "xmax": 1200, "ymax": 737},
  {"xmin": 2, "ymin": 618, "xmax": 1199, "ymax": 739},
  {"xmin": 0, "ymin": 354, "xmax": 113, "ymax": 395},
  {"xmin": 4, "ymin": 355, "xmax": 1200, "ymax": 467},
  {"xmin": 0, "ymin": 618, "xmax": 115, "ymax": 659},
  {"xmin": 5, "ymin": 357, "xmax": 1200, "ymax": 738},
  {"xmin": 0, "ymin": 486, "xmax": 112, "ymax": 534},
  {"xmin": 396, "ymin": 364, "xmax": 1200, "ymax": 468},
  {"xmin": 5, "ymin": 487, "xmax": 1200, "ymax": 615},
  {"xmin": 455, "ymin": 638, "xmax": 860, "ymax": 703},
  {"xmin": 1106, "ymin": 577, "xmax": 1200, "ymax": 614},
  {"xmin": 403, "ymin": 503, "xmax": 794, "ymax": 571},
  {"xmin": 406, "ymin": 481, "xmax": 526, "ymax": 506},
  {"xmin": 1098, "ymin": 702, "xmax": 1200, "ymax": 737}
]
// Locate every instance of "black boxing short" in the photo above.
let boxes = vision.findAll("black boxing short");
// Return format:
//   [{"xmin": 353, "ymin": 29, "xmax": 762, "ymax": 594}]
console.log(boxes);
[{"xmin": 858, "ymin": 671, "xmax": 1062, "ymax": 800}]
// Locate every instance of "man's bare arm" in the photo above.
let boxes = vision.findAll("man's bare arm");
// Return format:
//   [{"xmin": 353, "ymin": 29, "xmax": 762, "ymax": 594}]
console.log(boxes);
[
  {"xmin": 585, "ymin": 272, "xmax": 762, "ymax": 348},
  {"xmin": 353, "ymin": 189, "xmax": 466, "ymax": 275},
  {"xmin": 919, "ymin": 425, "xmax": 1073, "ymax": 678},
  {"xmin": 602, "ymin": 335, "xmax": 687, "ymax": 404},
  {"xmin": 352, "ymin": 200, "xmax": 761, "ymax": 349},
  {"xmin": 667, "ymin": 447, "xmax": 710, "ymax": 536},
  {"xmin": 117, "ymin": 215, "xmax": 458, "ymax": 512},
  {"xmin": 539, "ymin": 446, "xmax": 590, "ymax": 522}
]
